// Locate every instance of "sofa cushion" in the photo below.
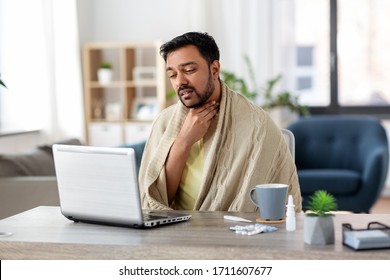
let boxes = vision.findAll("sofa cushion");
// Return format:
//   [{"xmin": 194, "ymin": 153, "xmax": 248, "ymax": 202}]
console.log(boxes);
[
  {"xmin": 118, "ymin": 140, "xmax": 146, "ymax": 174},
  {"xmin": 37, "ymin": 138, "xmax": 82, "ymax": 154},
  {"xmin": 0, "ymin": 148, "xmax": 55, "ymax": 176},
  {"xmin": 0, "ymin": 138, "xmax": 82, "ymax": 177},
  {"xmin": 298, "ymin": 169, "xmax": 361, "ymax": 196}
]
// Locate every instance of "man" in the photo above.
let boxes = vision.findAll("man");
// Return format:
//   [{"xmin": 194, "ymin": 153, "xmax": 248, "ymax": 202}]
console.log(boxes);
[{"xmin": 139, "ymin": 32, "xmax": 302, "ymax": 212}]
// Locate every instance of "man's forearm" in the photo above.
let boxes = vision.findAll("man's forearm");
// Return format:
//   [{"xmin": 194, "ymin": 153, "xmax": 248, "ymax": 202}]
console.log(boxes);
[
  {"xmin": 165, "ymin": 137, "xmax": 192, "ymax": 205},
  {"xmin": 164, "ymin": 101, "xmax": 219, "ymax": 205}
]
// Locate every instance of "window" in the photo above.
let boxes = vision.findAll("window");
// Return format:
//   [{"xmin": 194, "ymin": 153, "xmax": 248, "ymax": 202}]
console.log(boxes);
[
  {"xmin": 293, "ymin": 0, "xmax": 330, "ymax": 107},
  {"xmin": 295, "ymin": 46, "xmax": 314, "ymax": 91},
  {"xmin": 297, "ymin": 76, "xmax": 312, "ymax": 91},
  {"xmin": 294, "ymin": 0, "xmax": 390, "ymax": 117},
  {"xmin": 338, "ymin": 0, "xmax": 390, "ymax": 107},
  {"xmin": 297, "ymin": 46, "xmax": 313, "ymax": 66}
]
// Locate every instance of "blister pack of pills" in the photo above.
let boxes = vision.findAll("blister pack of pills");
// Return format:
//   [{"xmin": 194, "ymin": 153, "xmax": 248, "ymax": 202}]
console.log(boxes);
[{"xmin": 229, "ymin": 224, "xmax": 278, "ymax": 236}]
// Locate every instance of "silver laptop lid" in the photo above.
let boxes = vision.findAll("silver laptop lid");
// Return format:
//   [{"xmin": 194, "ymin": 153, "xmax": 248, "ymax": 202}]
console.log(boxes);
[{"xmin": 52, "ymin": 144, "xmax": 144, "ymax": 226}]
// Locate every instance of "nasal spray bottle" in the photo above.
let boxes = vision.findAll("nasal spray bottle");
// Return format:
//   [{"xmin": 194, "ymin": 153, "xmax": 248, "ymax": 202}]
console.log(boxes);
[{"xmin": 286, "ymin": 195, "xmax": 296, "ymax": 231}]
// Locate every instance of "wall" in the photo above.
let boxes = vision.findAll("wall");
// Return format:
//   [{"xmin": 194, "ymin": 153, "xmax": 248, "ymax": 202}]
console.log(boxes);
[
  {"xmin": 75, "ymin": 0, "xmax": 287, "ymax": 81},
  {"xmin": 77, "ymin": 0, "xmax": 194, "ymax": 45},
  {"xmin": 0, "ymin": 130, "xmax": 43, "ymax": 154}
]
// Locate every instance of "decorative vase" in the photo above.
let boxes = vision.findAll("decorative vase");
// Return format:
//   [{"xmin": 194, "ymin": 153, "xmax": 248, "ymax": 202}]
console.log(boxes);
[
  {"xmin": 304, "ymin": 215, "xmax": 335, "ymax": 245},
  {"xmin": 97, "ymin": 68, "xmax": 112, "ymax": 85}
]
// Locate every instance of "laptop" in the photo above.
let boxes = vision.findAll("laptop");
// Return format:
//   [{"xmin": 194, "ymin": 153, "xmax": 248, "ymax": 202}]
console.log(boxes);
[{"xmin": 52, "ymin": 144, "xmax": 192, "ymax": 228}]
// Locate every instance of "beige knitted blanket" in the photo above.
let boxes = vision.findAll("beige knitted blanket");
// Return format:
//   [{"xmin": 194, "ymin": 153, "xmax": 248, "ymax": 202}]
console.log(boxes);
[{"xmin": 139, "ymin": 82, "xmax": 302, "ymax": 212}]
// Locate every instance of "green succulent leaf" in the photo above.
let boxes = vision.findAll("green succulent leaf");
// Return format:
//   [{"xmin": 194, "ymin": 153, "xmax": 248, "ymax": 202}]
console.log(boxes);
[{"xmin": 306, "ymin": 190, "xmax": 337, "ymax": 216}]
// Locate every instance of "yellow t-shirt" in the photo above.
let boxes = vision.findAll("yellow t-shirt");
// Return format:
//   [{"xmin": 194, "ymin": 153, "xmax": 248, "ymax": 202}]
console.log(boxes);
[{"xmin": 175, "ymin": 139, "xmax": 204, "ymax": 210}]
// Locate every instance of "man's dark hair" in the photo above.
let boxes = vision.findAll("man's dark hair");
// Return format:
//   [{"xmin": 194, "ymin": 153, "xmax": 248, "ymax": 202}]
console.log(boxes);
[{"xmin": 160, "ymin": 32, "xmax": 220, "ymax": 65}]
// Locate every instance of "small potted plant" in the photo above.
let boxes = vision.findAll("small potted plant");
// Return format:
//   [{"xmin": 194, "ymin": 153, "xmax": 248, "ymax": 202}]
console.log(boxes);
[
  {"xmin": 220, "ymin": 55, "xmax": 309, "ymax": 127},
  {"xmin": 261, "ymin": 74, "xmax": 310, "ymax": 116},
  {"xmin": 97, "ymin": 62, "xmax": 113, "ymax": 85},
  {"xmin": 304, "ymin": 190, "xmax": 337, "ymax": 245}
]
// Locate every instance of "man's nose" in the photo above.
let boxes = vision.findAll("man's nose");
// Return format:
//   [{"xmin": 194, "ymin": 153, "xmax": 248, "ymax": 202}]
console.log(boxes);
[{"xmin": 175, "ymin": 72, "xmax": 188, "ymax": 88}]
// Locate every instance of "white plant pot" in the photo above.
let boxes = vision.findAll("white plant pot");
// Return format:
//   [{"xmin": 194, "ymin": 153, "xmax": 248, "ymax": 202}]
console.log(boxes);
[
  {"xmin": 97, "ymin": 68, "xmax": 113, "ymax": 85},
  {"xmin": 304, "ymin": 216, "xmax": 335, "ymax": 245},
  {"xmin": 268, "ymin": 107, "xmax": 298, "ymax": 128}
]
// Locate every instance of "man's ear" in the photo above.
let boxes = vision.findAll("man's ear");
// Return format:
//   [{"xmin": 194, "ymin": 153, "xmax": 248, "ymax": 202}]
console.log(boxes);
[{"xmin": 210, "ymin": 60, "xmax": 220, "ymax": 80}]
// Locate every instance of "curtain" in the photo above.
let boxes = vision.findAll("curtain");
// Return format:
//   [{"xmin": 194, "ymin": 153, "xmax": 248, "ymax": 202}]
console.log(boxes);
[
  {"xmin": 187, "ymin": 0, "xmax": 295, "ymax": 105},
  {"xmin": 0, "ymin": 0, "xmax": 84, "ymax": 143}
]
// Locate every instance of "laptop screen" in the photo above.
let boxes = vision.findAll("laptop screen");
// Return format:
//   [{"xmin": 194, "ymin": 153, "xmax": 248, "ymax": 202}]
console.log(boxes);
[{"xmin": 53, "ymin": 144, "xmax": 144, "ymax": 226}]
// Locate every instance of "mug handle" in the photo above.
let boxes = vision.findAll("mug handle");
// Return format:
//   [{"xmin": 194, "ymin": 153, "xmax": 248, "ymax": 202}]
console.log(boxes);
[{"xmin": 249, "ymin": 188, "xmax": 260, "ymax": 207}]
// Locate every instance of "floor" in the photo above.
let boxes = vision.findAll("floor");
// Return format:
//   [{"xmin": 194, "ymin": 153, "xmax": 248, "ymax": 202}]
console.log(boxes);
[{"xmin": 371, "ymin": 196, "xmax": 390, "ymax": 214}]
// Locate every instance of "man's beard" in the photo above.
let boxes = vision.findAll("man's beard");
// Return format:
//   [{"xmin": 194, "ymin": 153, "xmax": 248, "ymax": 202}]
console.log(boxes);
[{"xmin": 179, "ymin": 72, "xmax": 215, "ymax": 109}]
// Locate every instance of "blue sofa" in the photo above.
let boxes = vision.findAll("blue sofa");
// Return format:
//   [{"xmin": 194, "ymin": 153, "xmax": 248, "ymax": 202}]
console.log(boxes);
[
  {"xmin": 287, "ymin": 115, "xmax": 389, "ymax": 213},
  {"xmin": 118, "ymin": 141, "xmax": 146, "ymax": 173}
]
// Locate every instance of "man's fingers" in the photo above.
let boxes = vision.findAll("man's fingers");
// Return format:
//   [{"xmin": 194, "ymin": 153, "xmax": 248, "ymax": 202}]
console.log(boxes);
[{"xmin": 192, "ymin": 101, "xmax": 219, "ymax": 118}]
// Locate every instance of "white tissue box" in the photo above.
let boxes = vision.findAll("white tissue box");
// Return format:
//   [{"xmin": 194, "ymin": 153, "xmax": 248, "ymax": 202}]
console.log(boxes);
[{"xmin": 343, "ymin": 229, "xmax": 390, "ymax": 250}]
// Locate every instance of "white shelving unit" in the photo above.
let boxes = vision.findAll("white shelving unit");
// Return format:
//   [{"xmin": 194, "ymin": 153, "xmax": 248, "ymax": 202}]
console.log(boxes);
[{"xmin": 83, "ymin": 42, "xmax": 172, "ymax": 145}]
